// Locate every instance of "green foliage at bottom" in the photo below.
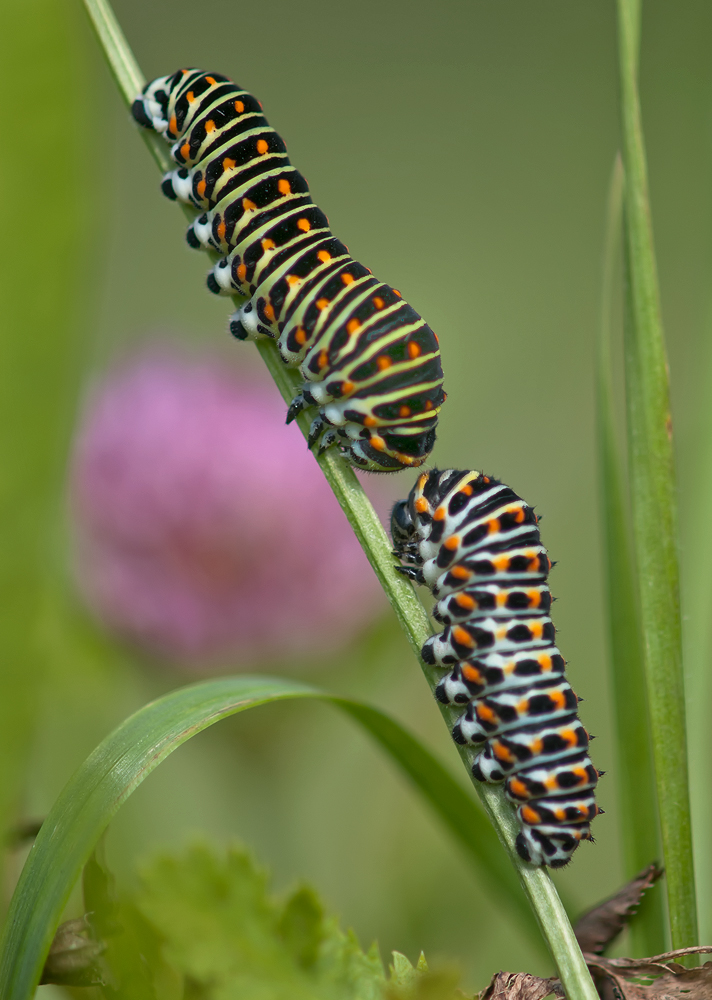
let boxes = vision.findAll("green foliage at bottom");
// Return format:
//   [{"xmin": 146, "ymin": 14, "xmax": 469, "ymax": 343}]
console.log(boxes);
[{"xmin": 90, "ymin": 844, "xmax": 466, "ymax": 1000}]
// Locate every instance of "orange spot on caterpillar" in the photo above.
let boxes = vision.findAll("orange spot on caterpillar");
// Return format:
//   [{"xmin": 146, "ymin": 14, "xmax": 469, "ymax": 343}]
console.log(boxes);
[
  {"xmin": 377, "ymin": 356, "xmax": 392, "ymax": 370},
  {"xmin": 461, "ymin": 664, "xmax": 482, "ymax": 683},
  {"xmin": 223, "ymin": 157, "xmax": 236, "ymax": 171},
  {"xmin": 373, "ymin": 296, "xmax": 385, "ymax": 309},
  {"xmin": 187, "ymin": 91, "xmax": 195, "ymax": 103},
  {"xmin": 242, "ymin": 198, "xmax": 257, "ymax": 211},
  {"xmin": 294, "ymin": 327, "xmax": 307, "ymax": 345},
  {"xmin": 263, "ymin": 303, "xmax": 275, "ymax": 321},
  {"xmin": 317, "ymin": 250, "xmax": 331, "ymax": 263},
  {"xmin": 256, "ymin": 138, "xmax": 269, "ymax": 154},
  {"xmin": 316, "ymin": 298, "xmax": 330, "ymax": 311},
  {"xmin": 205, "ymin": 119, "xmax": 216, "ymax": 133},
  {"xmin": 444, "ymin": 535, "xmax": 460, "ymax": 551},
  {"xmin": 342, "ymin": 380, "xmax": 355, "ymax": 395},
  {"xmin": 550, "ymin": 690, "xmax": 567, "ymax": 710},
  {"xmin": 297, "ymin": 218, "xmax": 311, "ymax": 232},
  {"xmin": 205, "ymin": 76, "xmax": 217, "ymax": 85},
  {"xmin": 168, "ymin": 115, "xmax": 178, "ymax": 136},
  {"xmin": 424, "ymin": 400, "xmax": 434, "ymax": 410},
  {"xmin": 236, "ymin": 263, "xmax": 247, "ymax": 282},
  {"xmin": 527, "ymin": 589, "xmax": 542, "ymax": 608},
  {"xmin": 318, "ymin": 350, "xmax": 329, "ymax": 369},
  {"xmin": 521, "ymin": 806, "xmax": 541, "ymax": 825},
  {"xmin": 364, "ymin": 416, "xmax": 378, "ymax": 427},
  {"xmin": 433, "ymin": 506, "xmax": 446, "ymax": 521},
  {"xmin": 180, "ymin": 142, "xmax": 190, "ymax": 160},
  {"xmin": 476, "ymin": 703, "xmax": 497, "ymax": 723},
  {"xmin": 452, "ymin": 627, "xmax": 473, "ymax": 648},
  {"xmin": 407, "ymin": 342, "xmax": 421, "ymax": 359},
  {"xmin": 370, "ymin": 435, "xmax": 385, "ymax": 451},
  {"xmin": 530, "ymin": 621, "xmax": 544, "ymax": 639},
  {"xmin": 286, "ymin": 274, "xmax": 300, "ymax": 286},
  {"xmin": 278, "ymin": 178, "xmax": 291, "ymax": 195},
  {"xmin": 235, "ymin": 100, "xmax": 245, "ymax": 113},
  {"xmin": 196, "ymin": 179, "xmax": 207, "ymax": 197},
  {"xmin": 451, "ymin": 565, "xmax": 471, "ymax": 580},
  {"xmin": 537, "ymin": 654, "xmax": 553, "ymax": 671},
  {"xmin": 261, "ymin": 238, "xmax": 276, "ymax": 251},
  {"xmin": 216, "ymin": 220, "xmax": 226, "ymax": 240},
  {"xmin": 341, "ymin": 273, "xmax": 355, "ymax": 284},
  {"xmin": 493, "ymin": 742, "xmax": 515, "ymax": 763},
  {"xmin": 393, "ymin": 289, "xmax": 401, "ymax": 296},
  {"xmin": 508, "ymin": 779, "xmax": 529, "ymax": 798},
  {"xmin": 561, "ymin": 729, "xmax": 577, "ymax": 747},
  {"xmin": 487, "ymin": 518, "xmax": 500, "ymax": 535},
  {"xmin": 455, "ymin": 593, "xmax": 476, "ymax": 610},
  {"xmin": 346, "ymin": 318, "xmax": 360, "ymax": 335},
  {"xmin": 399, "ymin": 405, "xmax": 411, "ymax": 417}
]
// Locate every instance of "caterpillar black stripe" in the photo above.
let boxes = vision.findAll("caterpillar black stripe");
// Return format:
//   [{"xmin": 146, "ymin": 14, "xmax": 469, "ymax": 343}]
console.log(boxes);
[
  {"xmin": 391, "ymin": 469, "xmax": 601, "ymax": 867},
  {"xmin": 132, "ymin": 69, "xmax": 445, "ymax": 472}
]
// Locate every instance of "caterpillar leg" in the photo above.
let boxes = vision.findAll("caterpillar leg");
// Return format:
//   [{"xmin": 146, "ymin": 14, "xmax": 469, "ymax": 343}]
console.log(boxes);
[
  {"xmin": 228, "ymin": 301, "xmax": 272, "ymax": 342},
  {"xmin": 187, "ymin": 214, "xmax": 213, "ymax": 251}
]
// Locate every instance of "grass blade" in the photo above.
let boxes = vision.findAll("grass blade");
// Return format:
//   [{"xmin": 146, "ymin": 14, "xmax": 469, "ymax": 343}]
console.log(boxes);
[
  {"xmin": 615, "ymin": 0, "xmax": 697, "ymax": 948},
  {"xmin": 0, "ymin": 676, "xmax": 538, "ymax": 998},
  {"xmin": 596, "ymin": 155, "xmax": 665, "ymax": 955},
  {"xmin": 80, "ymin": 3, "xmax": 600, "ymax": 996}
]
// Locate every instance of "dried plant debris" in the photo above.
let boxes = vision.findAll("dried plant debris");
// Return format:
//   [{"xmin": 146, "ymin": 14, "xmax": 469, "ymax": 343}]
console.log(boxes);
[
  {"xmin": 478, "ymin": 949, "xmax": 712, "ymax": 1000},
  {"xmin": 478, "ymin": 971, "xmax": 563, "ymax": 1000},
  {"xmin": 585, "ymin": 946, "xmax": 712, "ymax": 1000},
  {"xmin": 40, "ymin": 917, "xmax": 106, "ymax": 986},
  {"xmin": 574, "ymin": 864, "xmax": 663, "ymax": 955}
]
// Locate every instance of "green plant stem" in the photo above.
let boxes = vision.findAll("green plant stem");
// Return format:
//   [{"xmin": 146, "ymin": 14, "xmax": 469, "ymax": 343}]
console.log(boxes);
[
  {"xmin": 596, "ymin": 154, "xmax": 665, "ymax": 955},
  {"xmin": 79, "ymin": 2, "xmax": 599, "ymax": 995},
  {"xmin": 615, "ymin": 0, "xmax": 697, "ymax": 949}
]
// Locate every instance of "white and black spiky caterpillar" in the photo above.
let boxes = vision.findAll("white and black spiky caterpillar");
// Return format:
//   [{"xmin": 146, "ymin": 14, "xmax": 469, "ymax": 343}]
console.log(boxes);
[{"xmin": 392, "ymin": 469, "xmax": 601, "ymax": 867}]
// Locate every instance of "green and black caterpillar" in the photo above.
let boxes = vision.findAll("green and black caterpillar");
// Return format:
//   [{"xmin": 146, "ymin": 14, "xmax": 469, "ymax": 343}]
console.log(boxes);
[
  {"xmin": 392, "ymin": 469, "xmax": 602, "ymax": 866},
  {"xmin": 132, "ymin": 69, "xmax": 445, "ymax": 472}
]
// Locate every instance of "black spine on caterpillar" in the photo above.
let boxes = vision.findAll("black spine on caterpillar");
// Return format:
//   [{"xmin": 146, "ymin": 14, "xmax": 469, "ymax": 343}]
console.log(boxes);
[
  {"xmin": 131, "ymin": 69, "xmax": 445, "ymax": 473},
  {"xmin": 391, "ymin": 469, "xmax": 601, "ymax": 867}
]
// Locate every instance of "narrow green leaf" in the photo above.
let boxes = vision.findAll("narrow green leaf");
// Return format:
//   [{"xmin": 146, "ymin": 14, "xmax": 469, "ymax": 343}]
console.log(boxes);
[
  {"xmin": 0, "ymin": 675, "xmax": 533, "ymax": 1000},
  {"xmin": 596, "ymin": 155, "xmax": 665, "ymax": 955},
  {"xmin": 79, "ymin": 4, "xmax": 600, "ymax": 996},
  {"xmin": 616, "ymin": 0, "xmax": 697, "ymax": 948}
]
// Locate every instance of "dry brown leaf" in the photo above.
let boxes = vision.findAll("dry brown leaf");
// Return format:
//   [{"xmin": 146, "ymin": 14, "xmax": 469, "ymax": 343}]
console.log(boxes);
[
  {"xmin": 585, "ymin": 945, "xmax": 712, "ymax": 999},
  {"xmin": 574, "ymin": 864, "xmax": 663, "ymax": 955},
  {"xmin": 40, "ymin": 917, "xmax": 106, "ymax": 986},
  {"xmin": 478, "ymin": 970, "xmax": 564, "ymax": 1000}
]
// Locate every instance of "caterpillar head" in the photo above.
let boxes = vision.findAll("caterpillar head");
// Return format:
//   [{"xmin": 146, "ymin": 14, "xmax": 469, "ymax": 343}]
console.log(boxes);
[{"xmin": 390, "ymin": 500, "xmax": 414, "ymax": 549}]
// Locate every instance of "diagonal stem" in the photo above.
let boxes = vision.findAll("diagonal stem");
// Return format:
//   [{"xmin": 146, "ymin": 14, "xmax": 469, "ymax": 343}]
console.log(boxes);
[{"xmin": 79, "ymin": 1, "xmax": 600, "ymax": 994}]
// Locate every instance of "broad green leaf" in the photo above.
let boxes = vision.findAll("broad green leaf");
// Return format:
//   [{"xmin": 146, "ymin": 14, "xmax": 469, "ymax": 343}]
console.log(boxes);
[
  {"xmin": 616, "ymin": 0, "xmax": 697, "ymax": 948},
  {"xmin": 92, "ymin": 843, "xmax": 469, "ymax": 1000},
  {"xmin": 0, "ymin": 675, "xmax": 528, "ymax": 1000}
]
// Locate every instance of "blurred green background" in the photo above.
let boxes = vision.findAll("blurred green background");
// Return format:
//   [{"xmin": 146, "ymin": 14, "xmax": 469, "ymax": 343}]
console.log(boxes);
[{"xmin": 3, "ymin": 0, "xmax": 712, "ymax": 993}]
